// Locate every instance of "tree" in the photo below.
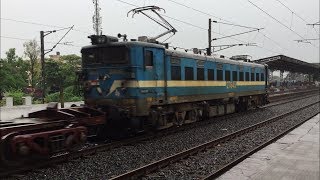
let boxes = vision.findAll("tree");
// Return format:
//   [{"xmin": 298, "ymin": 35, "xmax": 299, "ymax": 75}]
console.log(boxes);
[
  {"xmin": 45, "ymin": 59, "xmax": 64, "ymax": 92},
  {"xmin": 5, "ymin": 48, "xmax": 19, "ymax": 63},
  {"xmin": 23, "ymin": 39, "xmax": 40, "ymax": 88},
  {"xmin": 0, "ymin": 48, "xmax": 29, "ymax": 92},
  {"xmin": 60, "ymin": 54, "xmax": 81, "ymax": 88},
  {"xmin": 44, "ymin": 55, "xmax": 82, "ymax": 106}
]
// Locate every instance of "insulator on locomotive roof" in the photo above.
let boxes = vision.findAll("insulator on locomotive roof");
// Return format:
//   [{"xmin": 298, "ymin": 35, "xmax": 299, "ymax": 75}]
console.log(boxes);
[
  {"xmin": 193, "ymin": 48, "xmax": 199, "ymax": 54},
  {"xmin": 88, "ymin": 35, "xmax": 118, "ymax": 45},
  {"xmin": 117, "ymin": 33, "xmax": 127, "ymax": 42}
]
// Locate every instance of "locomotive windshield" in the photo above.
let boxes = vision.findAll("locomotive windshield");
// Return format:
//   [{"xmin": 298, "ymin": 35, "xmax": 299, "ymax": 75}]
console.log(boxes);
[{"xmin": 82, "ymin": 46, "xmax": 129, "ymax": 65}]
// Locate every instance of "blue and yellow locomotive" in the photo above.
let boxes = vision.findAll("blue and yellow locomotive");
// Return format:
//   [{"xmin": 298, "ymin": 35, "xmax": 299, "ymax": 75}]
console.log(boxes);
[{"xmin": 80, "ymin": 35, "xmax": 268, "ymax": 133}]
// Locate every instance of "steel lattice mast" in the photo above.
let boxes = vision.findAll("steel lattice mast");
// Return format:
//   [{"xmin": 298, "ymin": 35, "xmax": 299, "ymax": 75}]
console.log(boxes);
[{"xmin": 93, "ymin": 0, "xmax": 102, "ymax": 35}]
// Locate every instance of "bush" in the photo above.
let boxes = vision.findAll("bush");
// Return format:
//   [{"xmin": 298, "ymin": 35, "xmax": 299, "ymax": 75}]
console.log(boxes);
[
  {"xmin": 45, "ymin": 92, "xmax": 60, "ymax": 102},
  {"xmin": 45, "ymin": 86, "xmax": 82, "ymax": 103},
  {"xmin": 32, "ymin": 99, "xmax": 43, "ymax": 104},
  {"xmin": 0, "ymin": 99, "xmax": 5, "ymax": 107},
  {"xmin": 6, "ymin": 90, "xmax": 25, "ymax": 105}
]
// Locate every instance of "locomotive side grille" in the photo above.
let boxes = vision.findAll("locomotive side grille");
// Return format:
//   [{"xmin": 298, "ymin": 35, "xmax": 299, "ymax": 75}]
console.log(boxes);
[{"xmin": 49, "ymin": 135, "xmax": 66, "ymax": 153}]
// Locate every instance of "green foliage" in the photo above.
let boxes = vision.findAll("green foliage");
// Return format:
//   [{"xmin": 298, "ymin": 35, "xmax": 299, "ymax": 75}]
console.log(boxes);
[
  {"xmin": 5, "ymin": 90, "xmax": 25, "ymax": 105},
  {"xmin": 45, "ymin": 54, "xmax": 81, "ymax": 95},
  {"xmin": 32, "ymin": 99, "xmax": 43, "ymax": 104},
  {"xmin": 1, "ymin": 47, "xmax": 82, "ymax": 104},
  {"xmin": 0, "ymin": 48, "xmax": 29, "ymax": 92},
  {"xmin": 60, "ymin": 54, "xmax": 81, "ymax": 89},
  {"xmin": 6, "ymin": 48, "xmax": 19, "ymax": 63},
  {"xmin": 0, "ymin": 99, "xmax": 5, "ymax": 107},
  {"xmin": 45, "ymin": 86, "xmax": 82, "ymax": 103},
  {"xmin": 45, "ymin": 92, "xmax": 60, "ymax": 102}
]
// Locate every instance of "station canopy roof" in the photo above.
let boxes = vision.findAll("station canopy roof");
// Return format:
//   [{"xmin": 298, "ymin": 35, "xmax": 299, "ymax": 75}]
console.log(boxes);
[{"xmin": 254, "ymin": 55, "xmax": 320, "ymax": 74}]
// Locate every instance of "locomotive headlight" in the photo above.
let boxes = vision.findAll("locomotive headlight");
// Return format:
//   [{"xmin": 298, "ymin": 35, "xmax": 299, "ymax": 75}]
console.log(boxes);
[{"xmin": 18, "ymin": 143, "xmax": 30, "ymax": 156}]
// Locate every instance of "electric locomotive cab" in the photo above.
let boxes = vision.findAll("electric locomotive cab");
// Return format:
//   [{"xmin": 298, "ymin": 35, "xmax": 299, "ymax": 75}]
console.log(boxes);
[
  {"xmin": 80, "ymin": 35, "xmax": 167, "ymax": 132},
  {"xmin": 81, "ymin": 35, "xmax": 132, "ymax": 104}
]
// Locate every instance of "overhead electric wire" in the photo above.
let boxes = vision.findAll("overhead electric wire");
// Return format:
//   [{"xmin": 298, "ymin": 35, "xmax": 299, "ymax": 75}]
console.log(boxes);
[
  {"xmin": 1, "ymin": 18, "xmax": 91, "ymax": 34},
  {"xmin": 0, "ymin": 35, "xmax": 83, "ymax": 47},
  {"xmin": 45, "ymin": 25, "xmax": 75, "ymax": 54},
  {"xmin": 116, "ymin": 0, "xmax": 250, "ymax": 42},
  {"xmin": 214, "ymin": 21, "xmax": 260, "ymax": 30},
  {"xmin": 260, "ymin": 32, "xmax": 288, "ymax": 51},
  {"xmin": 165, "ymin": 0, "xmax": 289, "ymax": 52},
  {"xmin": 1, "ymin": 18, "xmax": 88, "ymax": 49},
  {"xmin": 274, "ymin": 0, "xmax": 310, "ymax": 24},
  {"xmin": 115, "ymin": 0, "xmax": 285, "ymax": 55},
  {"xmin": 162, "ymin": 14, "xmax": 254, "ymax": 45},
  {"xmin": 115, "ymin": 0, "xmax": 138, "ymax": 7},
  {"xmin": 162, "ymin": 14, "xmax": 207, "ymax": 31},
  {"xmin": 273, "ymin": 0, "xmax": 319, "ymax": 36},
  {"xmin": 247, "ymin": 0, "xmax": 318, "ymax": 48},
  {"xmin": 213, "ymin": 28, "xmax": 263, "ymax": 41},
  {"xmin": 167, "ymin": 0, "xmax": 232, "ymax": 23}
]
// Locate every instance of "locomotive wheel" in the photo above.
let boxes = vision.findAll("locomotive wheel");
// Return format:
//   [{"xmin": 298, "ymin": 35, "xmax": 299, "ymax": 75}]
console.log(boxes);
[
  {"xmin": 190, "ymin": 109, "xmax": 199, "ymax": 122},
  {"xmin": 174, "ymin": 111, "xmax": 186, "ymax": 126},
  {"xmin": 0, "ymin": 132, "xmax": 29, "ymax": 167}
]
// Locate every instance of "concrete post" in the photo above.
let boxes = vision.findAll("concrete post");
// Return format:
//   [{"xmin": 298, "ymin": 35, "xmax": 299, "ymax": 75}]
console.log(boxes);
[
  {"xmin": 308, "ymin": 74, "xmax": 312, "ymax": 82},
  {"xmin": 269, "ymin": 69, "xmax": 273, "ymax": 81},
  {"xmin": 280, "ymin": 70, "xmax": 284, "ymax": 82},
  {"xmin": 5, "ymin": 97, "xmax": 13, "ymax": 107},
  {"xmin": 24, "ymin": 96, "xmax": 32, "ymax": 106}
]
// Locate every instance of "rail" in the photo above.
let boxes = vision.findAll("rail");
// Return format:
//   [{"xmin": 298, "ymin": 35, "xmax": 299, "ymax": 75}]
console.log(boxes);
[
  {"xmin": 0, "ymin": 92, "xmax": 318, "ymax": 178},
  {"xmin": 110, "ymin": 101, "xmax": 319, "ymax": 179}
]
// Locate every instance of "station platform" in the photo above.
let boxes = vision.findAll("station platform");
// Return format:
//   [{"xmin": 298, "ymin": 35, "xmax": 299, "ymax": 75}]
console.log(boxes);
[{"xmin": 218, "ymin": 114, "xmax": 319, "ymax": 180}]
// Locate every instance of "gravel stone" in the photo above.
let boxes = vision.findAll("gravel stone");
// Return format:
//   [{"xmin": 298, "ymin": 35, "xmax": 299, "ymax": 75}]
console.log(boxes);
[
  {"xmin": 148, "ymin": 104, "xmax": 319, "ymax": 179},
  {"xmin": 5, "ymin": 95, "xmax": 319, "ymax": 180}
]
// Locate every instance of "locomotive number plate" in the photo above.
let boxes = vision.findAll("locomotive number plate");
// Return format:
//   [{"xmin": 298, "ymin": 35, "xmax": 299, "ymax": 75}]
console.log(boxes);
[{"xmin": 226, "ymin": 81, "xmax": 237, "ymax": 89}]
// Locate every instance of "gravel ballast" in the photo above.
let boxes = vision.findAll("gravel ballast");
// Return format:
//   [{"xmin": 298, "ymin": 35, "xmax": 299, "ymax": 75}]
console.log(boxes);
[
  {"xmin": 7, "ymin": 95, "xmax": 320, "ymax": 180},
  {"xmin": 147, "ymin": 104, "xmax": 319, "ymax": 179}
]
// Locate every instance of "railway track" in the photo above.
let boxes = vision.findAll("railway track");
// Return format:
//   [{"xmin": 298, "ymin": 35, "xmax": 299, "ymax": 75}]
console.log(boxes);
[
  {"xmin": 110, "ymin": 101, "xmax": 319, "ymax": 179},
  {"xmin": 266, "ymin": 90, "xmax": 319, "ymax": 107},
  {"xmin": 0, "ymin": 91, "xmax": 318, "ymax": 178},
  {"xmin": 269, "ymin": 88, "xmax": 319, "ymax": 102}
]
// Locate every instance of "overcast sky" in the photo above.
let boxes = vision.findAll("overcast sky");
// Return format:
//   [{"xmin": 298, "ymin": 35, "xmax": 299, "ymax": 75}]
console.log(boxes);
[{"xmin": 1, "ymin": 0, "xmax": 319, "ymax": 63}]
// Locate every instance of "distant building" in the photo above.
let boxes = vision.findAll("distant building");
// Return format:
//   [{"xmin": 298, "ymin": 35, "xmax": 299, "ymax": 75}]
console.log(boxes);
[{"xmin": 49, "ymin": 52, "xmax": 61, "ymax": 61}]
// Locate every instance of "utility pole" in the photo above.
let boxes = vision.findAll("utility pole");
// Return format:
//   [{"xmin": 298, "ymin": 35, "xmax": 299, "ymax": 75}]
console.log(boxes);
[
  {"xmin": 207, "ymin": 18, "xmax": 212, "ymax": 56},
  {"xmin": 40, "ymin": 31, "xmax": 45, "ymax": 103},
  {"xmin": 39, "ymin": 26, "xmax": 73, "ymax": 104}
]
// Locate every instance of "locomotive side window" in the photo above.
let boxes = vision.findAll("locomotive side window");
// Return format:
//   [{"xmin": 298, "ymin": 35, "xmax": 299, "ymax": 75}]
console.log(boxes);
[
  {"xmin": 185, "ymin": 67, "xmax": 194, "ymax": 80},
  {"xmin": 261, "ymin": 73, "xmax": 265, "ymax": 81},
  {"xmin": 208, "ymin": 69, "xmax": 214, "ymax": 80},
  {"xmin": 217, "ymin": 70, "xmax": 223, "ymax": 81},
  {"xmin": 232, "ymin": 71, "xmax": 238, "ymax": 81},
  {"xmin": 245, "ymin": 72, "xmax": 249, "ymax": 81},
  {"xmin": 225, "ymin": 70, "xmax": 231, "ymax": 81},
  {"xmin": 171, "ymin": 66, "xmax": 181, "ymax": 80},
  {"xmin": 256, "ymin": 73, "xmax": 260, "ymax": 81},
  {"xmin": 239, "ymin": 72, "xmax": 244, "ymax": 81},
  {"xmin": 145, "ymin": 50, "xmax": 153, "ymax": 66},
  {"xmin": 251, "ymin": 73, "xmax": 255, "ymax": 81},
  {"xmin": 197, "ymin": 68, "xmax": 204, "ymax": 80}
]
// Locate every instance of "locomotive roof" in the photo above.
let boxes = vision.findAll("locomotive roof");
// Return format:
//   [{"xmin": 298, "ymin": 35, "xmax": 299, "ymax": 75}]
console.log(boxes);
[
  {"xmin": 165, "ymin": 49, "xmax": 265, "ymax": 68},
  {"xmin": 81, "ymin": 41, "xmax": 265, "ymax": 68},
  {"xmin": 81, "ymin": 41, "xmax": 165, "ymax": 50}
]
